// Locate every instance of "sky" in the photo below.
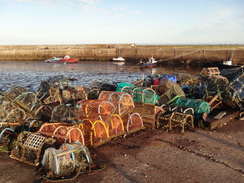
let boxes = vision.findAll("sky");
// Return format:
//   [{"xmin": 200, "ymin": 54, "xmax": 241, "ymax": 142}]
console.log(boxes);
[{"xmin": 0, "ymin": 0, "xmax": 244, "ymax": 45}]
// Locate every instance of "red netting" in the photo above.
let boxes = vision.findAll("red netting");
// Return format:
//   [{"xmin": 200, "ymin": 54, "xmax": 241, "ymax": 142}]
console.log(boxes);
[
  {"xmin": 108, "ymin": 114, "xmax": 125, "ymax": 138},
  {"xmin": 79, "ymin": 119, "xmax": 93, "ymax": 147},
  {"xmin": 125, "ymin": 113, "xmax": 144, "ymax": 133},
  {"xmin": 76, "ymin": 100, "xmax": 116, "ymax": 122},
  {"xmin": 66, "ymin": 128, "xmax": 85, "ymax": 144},
  {"xmin": 91, "ymin": 120, "xmax": 109, "ymax": 146},
  {"xmin": 98, "ymin": 91, "xmax": 135, "ymax": 115},
  {"xmin": 38, "ymin": 123, "xmax": 63, "ymax": 137},
  {"xmin": 38, "ymin": 123, "xmax": 84, "ymax": 144},
  {"xmin": 53, "ymin": 126, "xmax": 69, "ymax": 142}
]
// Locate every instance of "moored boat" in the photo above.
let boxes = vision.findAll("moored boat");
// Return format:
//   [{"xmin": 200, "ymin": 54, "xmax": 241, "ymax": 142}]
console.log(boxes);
[
  {"xmin": 44, "ymin": 55, "xmax": 79, "ymax": 63},
  {"xmin": 62, "ymin": 58, "xmax": 79, "ymax": 63},
  {"xmin": 112, "ymin": 56, "xmax": 125, "ymax": 62},
  {"xmin": 140, "ymin": 56, "xmax": 158, "ymax": 68},
  {"xmin": 44, "ymin": 57, "xmax": 63, "ymax": 63}
]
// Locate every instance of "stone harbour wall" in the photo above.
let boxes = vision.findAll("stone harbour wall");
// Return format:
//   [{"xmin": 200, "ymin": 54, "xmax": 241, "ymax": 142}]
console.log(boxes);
[{"xmin": 0, "ymin": 44, "xmax": 243, "ymax": 65}]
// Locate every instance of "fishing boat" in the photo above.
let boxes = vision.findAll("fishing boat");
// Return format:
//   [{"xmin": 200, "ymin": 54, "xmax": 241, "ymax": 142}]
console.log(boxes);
[
  {"xmin": 218, "ymin": 60, "xmax": 243, "ymax": 68},
  {"xmin": 140, "ymin": 56, "xmax": 158, "ymax": 68}
]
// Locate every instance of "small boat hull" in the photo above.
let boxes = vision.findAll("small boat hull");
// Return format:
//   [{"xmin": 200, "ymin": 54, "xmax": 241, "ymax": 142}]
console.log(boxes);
[
  {"xmin": 62, "ymin": 58, "xmax": 79, "ymax": 63},
  {"xmin": 140, "ymin": 63, "xmax": 157, "ymax": 68},
  {"xmin": 44, "ymin": 58, "xmax": 63, "ymax": 63},
  {"xmin": 113, "ymin": 57, "xmax": 125, "ymax": 62}
]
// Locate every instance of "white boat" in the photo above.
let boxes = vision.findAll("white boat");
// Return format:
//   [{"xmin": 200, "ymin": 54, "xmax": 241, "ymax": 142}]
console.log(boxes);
[
  {"xmin": 113, "ymin": 56, "xmax": 125, "ymax": 61},
  {"xmin": 113, "ymin": 48, "xmax": 125, "ymax": 61}
]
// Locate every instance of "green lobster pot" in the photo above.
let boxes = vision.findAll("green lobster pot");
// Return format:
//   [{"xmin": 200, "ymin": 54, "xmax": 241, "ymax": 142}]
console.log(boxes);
[{"xmin": 174, "ymin": 97, "xmax": 210, "ymax": 120}]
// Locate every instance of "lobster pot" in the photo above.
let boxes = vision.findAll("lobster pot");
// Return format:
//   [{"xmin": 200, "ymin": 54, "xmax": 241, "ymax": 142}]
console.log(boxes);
[
  {"xmin": 43, "ymin": 87, "xmax": 61, "ymax": 105},
  {"xmin": 124, "ymin": 113, "xmax": 144, "ymax": 133},
  {"xmin": 42, "ymin": 142, "xmax": 92, "ymax": 177},
  {"xmin": 74, "ymin": 86, "xmax": 88, "ymax": 101},
  {"xmin": 116, "ymin": 82, "xmax": 136, "ymax": 94},
  {"xmin": 77, "ymin": 100, "xmax": 116, "ymax": 122},
  {"xmin": 51, "ymin": 104, "xmax": 77, "ymax": 123},
  {"xmin": 132, "ymin": 88, "xmax": 158, "ymax": 104},
  {"xmin": 200, "ymin": 67, "xmax": 220, "ymax": 78},
  {"xmin": 157, "ymin": 80, "xmax": 186, "ymax": 105},
  {"xmin": 226, "ymin": 73, "xmax": 244, "ymax": 108},
  {"xmin": 6, "ymin": 107, "xmax": 26, "ymax": 123},
  {"xmin": 91, "ymin": 120, "xmax": 109, "ymax": 146},
  {"xmin": 31, "ymin": 104, "xmax": 52, "ymax": 123},
  {"xmin": 53, "ymin": 126, "xmax": 85, "ymax": 145},
  {"xmin": 39, "ymin": 123, "xmax": 65, "ymax": 136},
  {"xmin": 79, "ymin": 119, "xmax": 110, "ymax": 147},
  {"xmin": 174, "ymin": 97, "xmax": 210, "ymax": 120},
  {"xmin": 170, "ymin": 112, "xmax": 194, "ymax": 133},
  {"xmin": 39, "ymin": 123, "xmax": 85, "ymax": 145},
  {"xmin": 13, "ymin": 92, "xmax": 37, "ymax": 110},
  {"xmin": 155, "ymin": 113, "xmax": 171, "ymax": 129},
  {"xmin": 78, "ymin": 119, "xmax": 93, "ymax": 146},
  {"xmin": 108, "ymin": 114, "xmax": 125, "ymax": 138},
  {"xmin": 207, "ymin": 75, "xmax": 229, "ymax": 94},
  {"xmin": 10, "ymin": 131, "xmax": 56, "ymax": 166},
  {"xmin": 61, "ymin": 86, "xmax": 87, "ymax": 104},
  {"xmin": 89, "ymin": 81, "xmax": 117, "ymax": 91},
  {"xmin": 99, "ymin": 91, "xmax": 135, "ymax": 115},
  {"xmin": 4, "ymin": 86, "xmax": 29, "ymax": 100},
  {"xmin": 156, "ymin": 112, "xmax": 194, "ymax": 133}
]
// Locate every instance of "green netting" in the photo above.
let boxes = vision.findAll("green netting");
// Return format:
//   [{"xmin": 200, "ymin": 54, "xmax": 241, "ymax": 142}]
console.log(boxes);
[
  {"xmin": 132, "ymin": 88, "xmax": 159, "ymax": 104},
  {"xmin": 116, "ymin": 83, "xmax": 136, "ymax": 92},
  {"xmin": 174, "ymin": 97, "xmax": 210, "ymax": 119}
]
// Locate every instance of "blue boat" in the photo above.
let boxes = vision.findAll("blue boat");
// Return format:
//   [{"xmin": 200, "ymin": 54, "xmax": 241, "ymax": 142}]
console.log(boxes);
[
  {"xmin": 44, "ymin": 57, "xmax": 64, "ymax": 63},
  {"xmin": 140, "ymin": 56, "xmax": 158, "ymax": 68}
]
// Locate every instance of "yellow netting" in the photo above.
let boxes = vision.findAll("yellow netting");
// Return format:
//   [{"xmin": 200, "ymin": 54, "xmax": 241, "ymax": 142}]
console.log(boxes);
[{"xmin": 78, "ymin": 114, "xmax": 126, "ymax": 147}]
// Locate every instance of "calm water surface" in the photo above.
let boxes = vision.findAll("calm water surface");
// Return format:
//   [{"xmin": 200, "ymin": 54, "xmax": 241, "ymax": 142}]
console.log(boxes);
[{"xmin": 0, "ymin": 61, "xmax": 203, "ymax": 92}]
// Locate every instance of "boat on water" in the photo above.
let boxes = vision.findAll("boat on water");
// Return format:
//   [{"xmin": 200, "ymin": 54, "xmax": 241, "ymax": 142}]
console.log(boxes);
[
  {"xmin": 113, "ymin": 56, "xmax": 125, "ymax": 62},
  {"xmin": 44, "ymin": 57, "xmax": 63, "ymax": 63},
  {"xmin": 112, "ymin": 48, "xmax": 125, "ymax": 61},
  {"xmin": 219, "ymin": 60, "xmax": 243, "ymax": 68},
  {"xmin": 140, "ymin": 56, "xmax": 158, "ymax": 68},
  {"xmin": 44, "ymin": 55, "xmax": 79, "ymax": 63}
]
